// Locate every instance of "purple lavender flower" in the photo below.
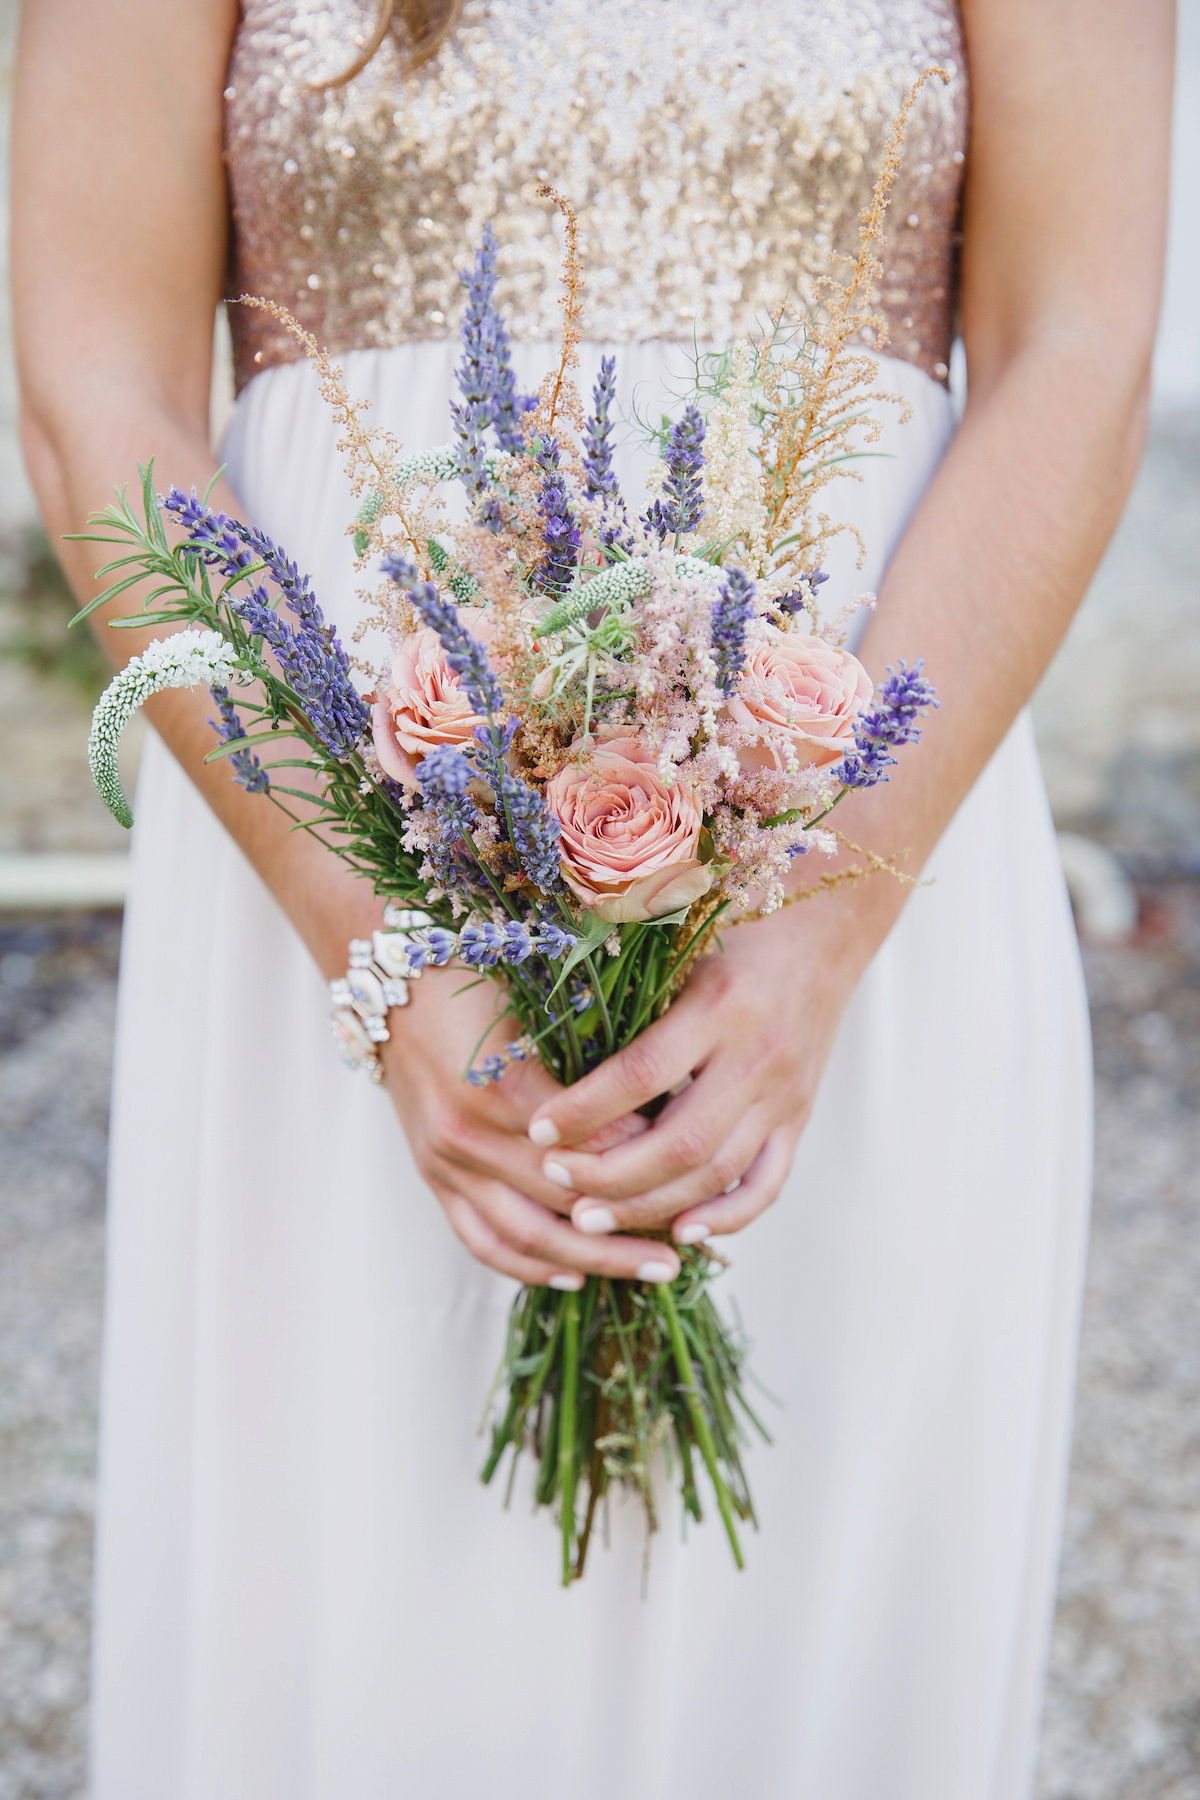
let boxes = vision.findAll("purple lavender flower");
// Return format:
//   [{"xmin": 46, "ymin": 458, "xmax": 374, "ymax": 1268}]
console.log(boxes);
[
  {"xmin": 385, "ymin": 558, "xmax": 504, "ymax": 719},
  {"xmin": 457, "ymin": 915, "xmax": 578, "ymax": 969},
  {"xmin": 234, "ymin": 586, "xmax": 368, "ymax": 759},
  {"xmin": 644, "ymin": 403, "xmax": 706, "ymax": 540},
  {"xmin": 582, "ymin": 356, "xmax": 620, "ymax": 501},
  {"xmin": 529, "ymin": 919, "xmax": 576, "ymax": 960},
  {"xmin": 466, "ymin": 1053, "xmax": 509, "ymax": 1087},
  {"xmin": 494, "ymin": 763, "xmax": 565, "ymax": 893},
  {"xmin": 776, "ymin": 568, "xmax": 829, "ymax": 617},
  {"xmin": 451, "ymin": 224, "xmax": 534, "ymax": 524},
  {"xmin": 385, "ymin": 560, "xmax": 565, "ymax": 892},
  {"xmin": 164, "ymin": 493, "xmax": 256, "ymax": 579},
  {"xmin": 533, "ymin": 437, "xmax": 581, "ymax": 596},
  {"xmin": 400, "ymin": 925, "xmax": 459, "ymax": 972},
  {"xmin": 207, "ymin": 685, "xmax": 270, "ymax": 794},
  {"xmin": 415, "ymin": 743, "xmax": 479, "ymax": 839},
  {"xmin": 457, "ymin": 919, "xmax": 510, "ymax": 968},
  {"xmin": 837, "ymin": 660, "xmax": 939, "ymax": 789},
  {"xmin": 711, "ymin": 566, "xmax": 755, "ymax": 697},
  {"xmin": 165, "ymin": 490, "xmax": 368, "ymax": 759}
]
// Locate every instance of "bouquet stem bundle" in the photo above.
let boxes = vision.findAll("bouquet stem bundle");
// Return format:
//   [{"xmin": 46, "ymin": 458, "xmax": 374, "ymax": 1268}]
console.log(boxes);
[{"xmin": 484, "ymin": 1259, "xmax": 766, "ymax": 1581}]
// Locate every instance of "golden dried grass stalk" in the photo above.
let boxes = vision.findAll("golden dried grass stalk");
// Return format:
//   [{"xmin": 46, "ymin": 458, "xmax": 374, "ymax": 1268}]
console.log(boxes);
[
  {"xmin": 527, "ymin": 186, "xmax": 586, "ymax": 452},
  {"xmin": 234, "ymin": 295, "xmax": 438, "ymax": 581},
  {"xmin": 755, "ymin": 66, "xmax": 950, "ymax": 586}
]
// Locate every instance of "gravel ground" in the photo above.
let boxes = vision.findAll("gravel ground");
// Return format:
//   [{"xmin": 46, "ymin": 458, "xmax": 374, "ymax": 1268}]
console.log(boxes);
[{"xmin": 0, "ymin": 896, "xmax": 1198, "ymax": 1797}]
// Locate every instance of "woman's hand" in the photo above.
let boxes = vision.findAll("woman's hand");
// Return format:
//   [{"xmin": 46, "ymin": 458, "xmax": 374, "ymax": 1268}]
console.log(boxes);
[
  {"xmin": 524, "ymin": 901, "xmax": 866, "ymax": 1248},
  {"xmin": 382, "ymin": 973, "xmax": 680, "ymax": 1290}
]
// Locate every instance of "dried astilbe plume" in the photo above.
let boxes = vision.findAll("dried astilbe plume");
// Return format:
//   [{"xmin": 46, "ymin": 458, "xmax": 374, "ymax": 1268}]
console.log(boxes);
[
  {"xmin": 525, "ymin": 185, "xmax": 587, "ymax": 457},
  {"xmin": 235, "ymin": 295, "xmax": 441, "ymax": 586},
  {"xmin": 753, "ymin": 66, "xmax": 950, "ymax": 591}
]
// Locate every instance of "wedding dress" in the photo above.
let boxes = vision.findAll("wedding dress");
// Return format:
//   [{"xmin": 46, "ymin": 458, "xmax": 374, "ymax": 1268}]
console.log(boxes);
[{"xmin": 89, "ymin": 3, "xmax": 1092, "ymax": 1796}]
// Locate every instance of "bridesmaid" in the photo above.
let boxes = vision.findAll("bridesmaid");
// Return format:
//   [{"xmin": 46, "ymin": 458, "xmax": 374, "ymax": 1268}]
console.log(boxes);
[{"xmin": 12, "ymin": 1, "xmax": 1172, "ymax": 1796}]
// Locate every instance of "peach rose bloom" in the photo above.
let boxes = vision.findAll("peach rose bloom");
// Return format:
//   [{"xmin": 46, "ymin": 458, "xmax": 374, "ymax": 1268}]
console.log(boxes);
[
  {"xmin": 725, "ymin": 632, "xmax": 873, "ymax": 771},
  {"xmin": 545, "ymin": 736, "xmax": 715, "ymax": 924},
  {"xmin": 371, "ymin": 610, "xmax": 496, "ymax": 788}
]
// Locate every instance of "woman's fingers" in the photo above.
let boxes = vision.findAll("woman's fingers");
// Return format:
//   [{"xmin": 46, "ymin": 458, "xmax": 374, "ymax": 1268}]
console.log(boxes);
[
  {"xmin": 569, "ymin": 1111, "xmax": 768, "ymax": 1236},
  {"xmin": 453, "ymin": 1175, "xmax": 682, "ymax": 1283},
  {"xmin": 434, "ymin": 1108, "xmax": 651, "ymax": 1215},
  {"xmin": 537, "ymin": 1068, "xmax": 747, "ymax": 1205},
  {"xmin": 526, "ymin": 1001, "xmax": 710, "ymax": 1150},
  {"xmin": 440, "ymin": 1191, "xmax": 586, "ymax": 1290},
  {"xmin": 668, "ymin": 1129, "xmax": 797, "ymax": 1240},
  {"xmin": 439, "ymin": 1128, "xmax": 579, "ymax": 1213}
]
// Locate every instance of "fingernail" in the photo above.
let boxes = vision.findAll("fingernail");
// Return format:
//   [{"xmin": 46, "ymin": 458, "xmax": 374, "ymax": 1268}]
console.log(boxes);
[
  {"xmin": 549, "ymin": 1272, "xmax": 584, "ymax": 1291},
  {"xmin": 675, "ymin": 1222, "xmax": 712, "ymax": 1245},
  {"xmin": 636, "ymin": 1259, "xmax": 678, "ymax": 1283},
  {"xmin": 575, "ymin": 1205, "xmax": 617, "ymax": 1235},
  {"xmin": 543, "ymin": 1159, "xmax": 574, "ymax": 1189},
  {"xmin": 528, "ymin": 1117, "xmax": 560, "ymax": 1148}
]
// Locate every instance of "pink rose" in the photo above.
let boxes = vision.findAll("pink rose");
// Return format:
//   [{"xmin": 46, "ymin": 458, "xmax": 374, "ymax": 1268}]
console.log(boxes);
[
  {"xmin": 371, "ymin": 611, "xmax": 497, "ymax": 788},
  {"xmin": 724, "ymin": 632, "xmax": 873, "ymax": 771},
  {"xmin": 545, "ymin": 736, "xmax": 715, "ymax": 924}
]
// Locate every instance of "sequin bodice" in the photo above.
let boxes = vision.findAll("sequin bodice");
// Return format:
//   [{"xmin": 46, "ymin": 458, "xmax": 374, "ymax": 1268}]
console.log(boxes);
[{"xmin": 223, "ymin": 0, "xmax": 967, "ymax": 393}]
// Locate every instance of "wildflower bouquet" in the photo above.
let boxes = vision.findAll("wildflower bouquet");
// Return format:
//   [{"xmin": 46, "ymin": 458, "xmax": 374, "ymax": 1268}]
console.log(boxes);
[{"xmin": 78, "ymin": 87, "xmax": 940, "ymax": 1582}]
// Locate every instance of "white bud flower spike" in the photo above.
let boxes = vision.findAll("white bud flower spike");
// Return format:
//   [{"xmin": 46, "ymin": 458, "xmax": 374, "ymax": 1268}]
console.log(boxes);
[
  {"xmin": 88, "ymin": 628, "xmax": 240, "ymax": 828},
  {"xmin": 535, "ymin": 553, "xmax": 722, "ymax": 638}
]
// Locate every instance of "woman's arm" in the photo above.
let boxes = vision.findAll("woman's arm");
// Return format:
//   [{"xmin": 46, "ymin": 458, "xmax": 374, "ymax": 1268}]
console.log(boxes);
[
  {"xmin": 12, "ymin": 0, "xmax": 676, "ymax": 1290},
  {"xmin": 10, "ymin": 0, "xmax": 358, "ymax": 965},
  {"xmin": 525, "ymin": 0, "xmax": 1175, "ymax": 1236}
]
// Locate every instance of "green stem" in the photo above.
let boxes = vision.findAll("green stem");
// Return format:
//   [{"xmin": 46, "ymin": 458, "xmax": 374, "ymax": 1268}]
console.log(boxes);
[
  {"xmin": 580, "ymin": 951, "xmax": 615, "ymax": 1056},
  {"xmin": 559, "ymin": 1291, "xmax": 581, "ymax": 1586},
  {"xmin": 659, "ymin": 1283, "xmax": 744, "ymax": 1570}
]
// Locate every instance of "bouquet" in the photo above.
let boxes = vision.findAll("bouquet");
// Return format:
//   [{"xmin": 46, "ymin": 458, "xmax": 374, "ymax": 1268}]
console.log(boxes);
[{"xmin": 78, "ymin": 93, "xmax": 940, "ymax": 1582}]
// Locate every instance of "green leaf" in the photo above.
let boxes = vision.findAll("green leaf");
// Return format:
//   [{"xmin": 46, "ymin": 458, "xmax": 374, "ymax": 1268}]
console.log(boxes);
[
  {"xmin": 545, "ymin": 912, "xmax": 612, "ymax": 1003},
  {"xmin": 203, "ymin": 726, "xmax": 300, "ymax": 763}
]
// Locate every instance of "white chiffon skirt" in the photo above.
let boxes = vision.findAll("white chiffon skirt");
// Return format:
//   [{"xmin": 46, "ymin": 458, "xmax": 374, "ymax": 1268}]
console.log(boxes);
[{"xmin": 89, "ymin": 343, "xmax": 1093, "ymax": 1800}]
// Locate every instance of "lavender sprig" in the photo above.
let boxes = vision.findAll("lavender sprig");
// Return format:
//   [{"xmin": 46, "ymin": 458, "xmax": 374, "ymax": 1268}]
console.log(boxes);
[
  {"xmin": 450, "ymin": 224, "xmax": 534, "ymax": 525},
  {"xmin": 415, "ymin": 743, "xmax": 479, "ymax": 839},
  {"xmin": 711, "ymin": 566, "xmax": 755, "ymax": 697},
  {"xmin": 582, "ymin": 355, "xmax": 620, "ymax": 501},
  {"xmin": 385, "ymin": 558, "xmax": 504, "ymax": 719},
  {"xmin": 838, "ymin": 660, "xmax": 939, "ymax": 789},
  {"xmin": 451, "ymin": 231, "xmax": 503, "ymax": 523},
  {"xmin": 491, "ymin": 754, "xmax": 566, "ymax": 893},
  {"xmin": 466, "ymin": 1038, "xmax": 536, "ymax": 1087},
  {"xmin": 164, "ymin": 490, "xmax": 368, "ymax": 759},
  {"xmin": 533, "ymin": 437, "xmax": 581, "ymax": 596},
  {"xmin": 776, "ymin": 567, "xmax": 829, "ymax": 617},
  {"xmin": 644, "ymin": 403, "xmax": 706, "ymax": 540},
  {"xmin": 403, "ymin": 915, "xmax": 577, "ymax": 974},
  {"xmin": 208, "ymin": 685, "xmax": 270, "ymax": 794},
  {"xmin": 385, "ymin": 558, "xmax": 565, "ymax": 892}
]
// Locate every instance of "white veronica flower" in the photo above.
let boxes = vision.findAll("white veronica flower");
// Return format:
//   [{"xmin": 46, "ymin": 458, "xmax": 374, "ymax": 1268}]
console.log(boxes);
[{"xmin": 88, "ymin": 628, "xmax": 240, "ymax": 828}]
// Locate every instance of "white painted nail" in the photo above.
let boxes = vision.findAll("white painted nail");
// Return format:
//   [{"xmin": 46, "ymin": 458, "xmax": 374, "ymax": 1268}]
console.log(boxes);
[
  {"xmin": 675, "ymin": 1222, "xmax": 712, "ymax": 1245},
  {"xmin": 576, "ymin": 1206, "xmax": 617, "ymax": 1235},
  {"xmin": 543, "ymin": 1159, "xmax": 574, "ymax": 1189},
  {"xmin": 636, "ymin": 1259, "xmax": 678, "ymax": 1283},
  {"xmin": 528, "ymin": 1117, "xmax": 560, "ymax": 1148},
  {"xmin": 549, "ymin": 1272, "xmax": 584, "ymax": 1291}
]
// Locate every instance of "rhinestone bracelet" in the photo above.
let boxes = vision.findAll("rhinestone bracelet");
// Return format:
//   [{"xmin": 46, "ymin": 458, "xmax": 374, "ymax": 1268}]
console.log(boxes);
[{"xmin": 329, "ymin": 906, "xmax": 434, "ymax": 1081}]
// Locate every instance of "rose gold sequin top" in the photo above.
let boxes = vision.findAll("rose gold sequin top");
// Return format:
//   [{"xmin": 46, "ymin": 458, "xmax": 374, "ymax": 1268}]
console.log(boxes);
[{"xmin": 223, "ymin": 0, "xmax": 968, "ymax": 394}]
